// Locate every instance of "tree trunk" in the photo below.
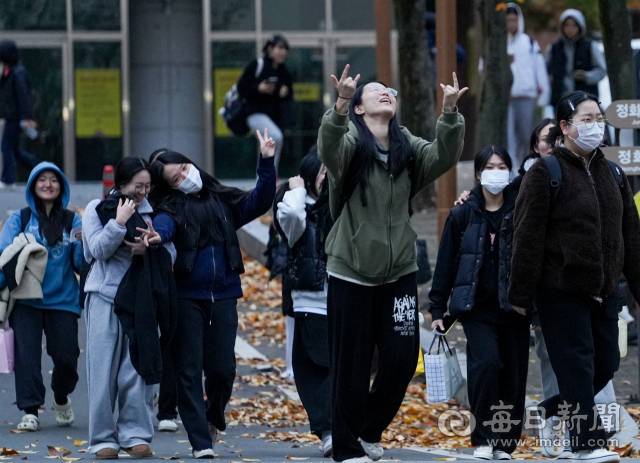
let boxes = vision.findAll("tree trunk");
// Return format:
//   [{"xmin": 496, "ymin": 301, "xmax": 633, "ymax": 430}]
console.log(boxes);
[
  {"xmin": 598, "ymin": 0, "xmax": 633, "ymax": 102},
  {"xmin": 392, "ymin": 0, "xmax": 437, "ymax": 208},
  {"xmin": 476, "ymin": 0, "xmax": 512, "ymax": 149}
]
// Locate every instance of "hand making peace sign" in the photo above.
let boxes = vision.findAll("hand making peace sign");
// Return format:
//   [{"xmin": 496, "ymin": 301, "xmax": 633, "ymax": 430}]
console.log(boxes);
[
  {"xmin": 441, "ymin": 72, "xmax": 468, "ymax": 113},
  {"xmin": 256, "ymin": 128, "xmax": 276, "ymax": 158}
]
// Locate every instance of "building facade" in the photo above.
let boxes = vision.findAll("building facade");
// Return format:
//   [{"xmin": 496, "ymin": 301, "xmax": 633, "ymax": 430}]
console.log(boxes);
[{"xmin": 1, "ymin": 0, "xmax": 388, "ymax": 181}]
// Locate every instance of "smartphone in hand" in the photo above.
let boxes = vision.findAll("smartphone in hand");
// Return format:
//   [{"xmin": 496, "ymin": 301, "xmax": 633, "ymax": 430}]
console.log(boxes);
[{"xmin": 434, "ymin": 315, "xmax": 458, "ymax": 336}]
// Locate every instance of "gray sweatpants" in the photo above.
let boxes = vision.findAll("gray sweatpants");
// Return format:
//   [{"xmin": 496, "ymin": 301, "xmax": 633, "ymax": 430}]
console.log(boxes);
[
  {"xmin": 85, "ymin": 293, "xmax": 156, "ymax": 454},
  {"xmin": 507, "ymin": 97, "xmax": 536, "ymax": 173}
]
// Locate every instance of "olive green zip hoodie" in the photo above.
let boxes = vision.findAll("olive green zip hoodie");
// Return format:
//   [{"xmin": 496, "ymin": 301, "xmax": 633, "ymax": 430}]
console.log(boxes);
[{"xmin": 318, "ymin": 108, "xmax": 465, "ymax": 285}]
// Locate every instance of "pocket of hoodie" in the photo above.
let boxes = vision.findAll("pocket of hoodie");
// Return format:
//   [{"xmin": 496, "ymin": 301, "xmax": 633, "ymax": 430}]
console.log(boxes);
[
  {"xmin": 351, "ymin": 221, "xmax": 390, "ymax": 277},
  {"xmin": 391, "ymin": 221, "xmax": 418, "ymax": 269}
]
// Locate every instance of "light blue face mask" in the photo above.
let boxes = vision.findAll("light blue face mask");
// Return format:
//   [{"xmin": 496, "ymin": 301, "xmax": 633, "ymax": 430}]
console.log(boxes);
[
  {"xmin": 481, "ymin": 169, "xmax": 510, "ymax": 194},
  {"xmin": 176, "ymin": 164, "xmax": 203, "ymax": 194}
]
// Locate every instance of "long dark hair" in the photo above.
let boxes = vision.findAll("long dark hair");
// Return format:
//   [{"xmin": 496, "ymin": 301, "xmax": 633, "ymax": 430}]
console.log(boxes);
[
  {"xmin": 114, "ymin": 157, "xmax": 150, "ymax": 192},
  {"xmin": 346, "ymin": 81, "xmax": 413, "ymax": 207},
  {"xmin": 529, "ymin": 118, "xmax": 557, "ymax": 158},
  {"xmin": 148, "ymin": 150, "xmax": 250, "ymax": 244},
  {"xmin": 474, "ymin": 145, "xmax": 512, "ymax": 175},
  {"xmin": 30, "ymin": 169, "xmax": 66, "ymax": 245},
  {"xmin": 548, "ymin": 91, "xmax": 601, "ymax": 146},
  {"xmin": 299, "ymin": 146, "xmax": 322, "ymax": 198}
]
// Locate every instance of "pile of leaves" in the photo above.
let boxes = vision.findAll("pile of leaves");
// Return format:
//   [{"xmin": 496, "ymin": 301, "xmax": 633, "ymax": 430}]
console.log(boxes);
[
  {"xmin": 240, "ymin": 253, "xmax": 282, "ymax": 309},
  {"xmin": 227, "ymin": 394, "xmax": 309, "ymax": 428},
  {"xmin": 238, "ymin": 310, "xmax": 286, "ymax": 347}
]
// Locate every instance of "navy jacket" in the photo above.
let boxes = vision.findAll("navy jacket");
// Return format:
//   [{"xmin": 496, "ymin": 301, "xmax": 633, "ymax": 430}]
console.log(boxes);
[
  {"xmin": 429, "ymin": 185, "xmax": 517, "ymax": 321},
  {"xmin": 153, "ymin": 156, "xmax": 276, "ymax": 300},
  {"xmin": 0, "ymin": 63, "xmax": 34, "ymax": 121}
]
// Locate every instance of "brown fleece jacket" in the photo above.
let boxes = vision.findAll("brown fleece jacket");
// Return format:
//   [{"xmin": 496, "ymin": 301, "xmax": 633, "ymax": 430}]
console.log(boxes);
[{"xmin": 508, "ymin": 146, "xmax": 640, "ymax": 310}]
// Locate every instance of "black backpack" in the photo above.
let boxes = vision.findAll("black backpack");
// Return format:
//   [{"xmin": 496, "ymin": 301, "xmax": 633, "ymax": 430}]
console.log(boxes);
[
  {"xmin": 220, "ymin": 58, "xmax": 264, "ymax": 136},
  {"xmin": 542, "ymin": 155, "xmax": 624, "ymax": 204}
]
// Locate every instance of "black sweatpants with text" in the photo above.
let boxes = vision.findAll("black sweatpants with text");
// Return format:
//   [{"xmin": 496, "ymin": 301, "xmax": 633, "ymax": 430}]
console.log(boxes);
[
  {"xmin": 536, "ymin": 289, "xmax": 619, "ymax": 451},
  {"xmin": 327, "ymin": 273, "xmax": 419, "ymax": 462}
]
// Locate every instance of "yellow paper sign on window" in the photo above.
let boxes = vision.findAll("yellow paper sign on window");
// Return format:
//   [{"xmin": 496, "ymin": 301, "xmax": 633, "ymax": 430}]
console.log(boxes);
[
  {"xmin": 214, "ymin": 68, "xmax": 243, "ymax": 137},
  {"xmin": 75, "ymin": 69, "xmax": 122, "ymax": 138},
  {"xmin": 293, "ymin": 83, "xmax": 321, "ymax": 102}
]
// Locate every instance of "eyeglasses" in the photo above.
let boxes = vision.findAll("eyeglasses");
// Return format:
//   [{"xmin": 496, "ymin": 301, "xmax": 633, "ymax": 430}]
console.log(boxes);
[
  {"xmin": 568, "ymin": 118, "xmax": 608, "ymax": 129},
  {"xmin": 366, "ymin": 85, "xmax": 398, "ymax": 97},
  {"xmin": 133, "ymin": 184, "xmax": 151, "ymax": 194}
]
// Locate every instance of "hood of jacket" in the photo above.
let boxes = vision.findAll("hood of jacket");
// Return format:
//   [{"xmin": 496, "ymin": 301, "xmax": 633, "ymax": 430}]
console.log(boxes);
[
  {"xmin": 0, "ymin": 40, "xmax": 19, "ymax": 66},
  {"xmin": 559, "ymin": 9, "xmax": 586, "ymax": 41},
  {"xmin": 507, "ymin": 3, "xmax": 525, "ymax": 37},
  {"xmin": 26, "ymin": 162, "xmax": 71, "ymax": 217}
]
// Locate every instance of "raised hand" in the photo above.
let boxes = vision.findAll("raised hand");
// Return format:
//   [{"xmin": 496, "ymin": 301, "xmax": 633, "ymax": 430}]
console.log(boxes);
[
  {"xmin": 256, "ymin": 128, "xmax": 276, "ymax": 158},
  {"xmin": 331, "ymin": 64, "xmax": 361, "ymax": 100},
  {"xmin": 440, "ymin": 72, "xmax": 468, "ymax": 113},
  {"xmin": 115, "ymin": 198, "xmax": 136, "ymax": 227}
]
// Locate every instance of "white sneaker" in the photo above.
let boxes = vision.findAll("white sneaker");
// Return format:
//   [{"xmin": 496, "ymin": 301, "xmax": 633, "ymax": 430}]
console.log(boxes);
[
  {"xmin": 0, "ymin": 181, "xmax": 15, "ymax": 190},
  {"xmin": 322, "ymin": 433, "xmax": 333, "ymax": 457},
  {"xmin": 343, "ymin": 458, "xmax": 373, "ymax": 463},
  {"xmin": 493, "ymin": 449, "xmax": 512, "ymax": 460},
  {"xmin": 573, "ymin": 449, "xmax": 620, "ymax": 463},
  {"xmin": 559, "ymin": 449, "xmax": 575, "ymax": 459},
  {"xmin": 192, "ymin": 448, "xmax": 215, "ymax": 459},
  {"xmin": 539, "ymin": 417, "xmax": 565, "ymax": 458},
  {"xmin": 158, "ymin": 419, "xmax": 179, "ymax": 432},
  {"xmin": 53, "ymin": 398, "xmax": 74, "ymax": 426},
  {"xmin": 358, "ymin": 438, "xmax": 383, "ymax": 461},
  {"xmin": 474, "ymin": 445, "xmax": 493, "ymax": 460}
]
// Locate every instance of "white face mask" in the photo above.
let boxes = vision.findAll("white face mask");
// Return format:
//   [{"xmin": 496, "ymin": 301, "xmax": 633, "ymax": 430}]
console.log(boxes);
[
  {"xmin": 176, "ymin": 164, "xmax": 203, "ymax": 194},
  {"xmin": 480, "ymin": 169, "xmax": 510, "ymax": 195},
  {"xmin": 568, "ymin": 122, "xmax": 604, "ymax": 152}
]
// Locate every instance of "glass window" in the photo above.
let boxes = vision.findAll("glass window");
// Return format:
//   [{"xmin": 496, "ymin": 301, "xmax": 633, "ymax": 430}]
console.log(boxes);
[
  {"xmin": 211, "ymin": 0, "xmax": 254, "ymax": 31},
  {"xmin": 278, "ymin": 47, "xmax": 324, "ymax": 178},
  {"xmin": 262, "ymin": 0, "xmax": 324, "ymax": 31},
  {"xmin": 332, "ymin": 0, "xmax": 375, "ymax": 30},
  {"xmin": 336, "ymin": 47, "xmax": 377, "ymax": 83},
  {"xmin": 15, "ymin": 48, "xmax": 64, "ymax": 182},
  {"xmin": 73, "ymin": 0, "xmax": 120, "ymax": 31},
  {"xmin": 212, "ymin": 42, "xmax": 257, "ymax": 179},
  {"xmin": 74, "ymin": 42, "xmax": 123, "ymax": 181},
  {"xmin": 0, "ymin": 0, "xmax": 66, "ymax": 31}
]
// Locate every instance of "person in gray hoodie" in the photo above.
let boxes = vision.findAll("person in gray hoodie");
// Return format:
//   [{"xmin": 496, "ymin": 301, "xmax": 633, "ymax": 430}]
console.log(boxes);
[
  {"xmin": 82, "ymin": 157, "xmax": 159, "ymax": 460},
  {"xmin": 547, "ymin": 9, "xmax": 606, "ymax": 108}
]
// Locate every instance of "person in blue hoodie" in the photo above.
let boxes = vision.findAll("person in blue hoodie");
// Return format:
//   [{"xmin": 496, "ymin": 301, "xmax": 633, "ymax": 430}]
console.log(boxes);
[
  {"xmin": 0, "ymin": 162, "xmax": 83, "ymax": 431},
  {"xmin": 143, "ymin": 130, "xmax": 276, "ymax": 459}
]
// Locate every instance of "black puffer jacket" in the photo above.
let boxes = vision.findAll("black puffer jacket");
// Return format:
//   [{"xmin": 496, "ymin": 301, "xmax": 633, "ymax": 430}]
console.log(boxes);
[
  {"xmin": 429, "ymin": 185, "xmax": 517, "ymax": 321},
  {"xmin": 287, "ymin": 195, "xmax": 331, "ymax": 291},
  {"xmin": 0, "ymin": 63, "xmax": 33, "ymax": 121}
]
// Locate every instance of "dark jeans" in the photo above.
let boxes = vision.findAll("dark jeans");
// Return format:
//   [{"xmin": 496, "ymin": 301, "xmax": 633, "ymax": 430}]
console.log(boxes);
[
  {"xmin": 327, "ymin": 273, "xmax": 419, "ymax": 461},
  {"xmin": 292, "ymin": 312, "xmax": 331, "ymax": 439},
  {"xmin": 1, "ymin": 119, "xmax": 38, "ymax": 184},
  {"xmin": 462, "ymin": 317, "xmax": 530, "ymax": 453},
  {"xmin": 171, "ymin": 297, "xmax": 238, "ymax": 452},
  {"xmin": 9, "ymin": 304, "xmax": 80, "ymax": 412},
  {"xmin": 157, "ymin": 348, "xmax": 178, "ymax": 421},
  {"xmin": 536, "ymin": 289, "xmax": 620, "ymax": 451}
]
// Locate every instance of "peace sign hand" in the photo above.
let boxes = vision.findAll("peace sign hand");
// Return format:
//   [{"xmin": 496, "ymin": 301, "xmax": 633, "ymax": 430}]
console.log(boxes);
[
  {"xmin": 331, "ymin": 64, "xmax": 361, "ymax": 100},
  {"xmin": 440, "ymin": 72, "xmax": 468, "ymax": 113},
  {"xmin": 136, "ymin": 220, "xmax": 161, "ymax": 247},
  {"xmin": 256, "ymin": 128, "xmax": 276, "ymax": 158}
]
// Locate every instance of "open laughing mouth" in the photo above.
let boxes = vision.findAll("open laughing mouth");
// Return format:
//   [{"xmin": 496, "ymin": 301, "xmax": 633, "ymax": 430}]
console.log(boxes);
[{"xmin": 380, "ymin": 98, "xmax": 392, "ymax": 104}]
